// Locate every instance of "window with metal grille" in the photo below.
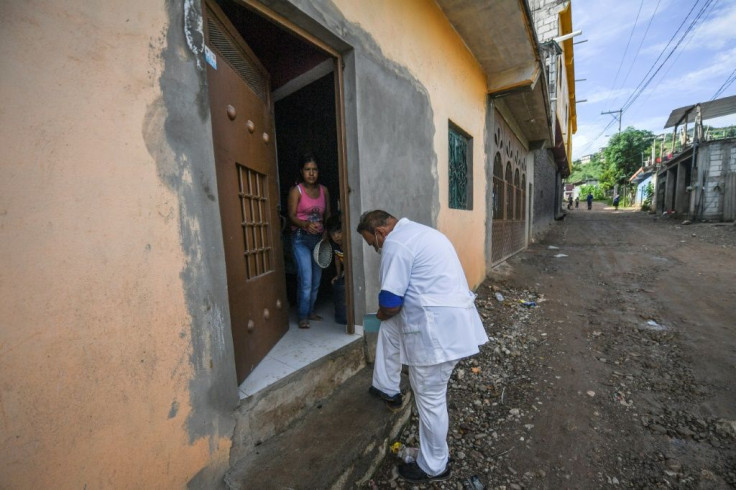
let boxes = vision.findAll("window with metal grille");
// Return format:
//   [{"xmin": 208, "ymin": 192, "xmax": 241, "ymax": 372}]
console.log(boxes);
[
  {"xmin": 237, "ymin": 164, "xmax": 272, "ymax": 279},
  {"xmin": 448, "ymin": 122, "xmax": 473, "ymax": 210}
]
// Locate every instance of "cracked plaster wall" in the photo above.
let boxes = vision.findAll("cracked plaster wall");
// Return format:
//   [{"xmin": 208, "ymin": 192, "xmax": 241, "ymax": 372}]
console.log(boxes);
[{"xmin": 1, "ymin": 1, "xmax": 236, "ymax": 488}]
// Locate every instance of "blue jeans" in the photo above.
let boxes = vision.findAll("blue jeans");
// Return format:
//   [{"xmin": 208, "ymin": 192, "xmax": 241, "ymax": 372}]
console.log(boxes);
[{"xmin": 292, "ymin": 230, "xmax": 322, "ymax": 321}]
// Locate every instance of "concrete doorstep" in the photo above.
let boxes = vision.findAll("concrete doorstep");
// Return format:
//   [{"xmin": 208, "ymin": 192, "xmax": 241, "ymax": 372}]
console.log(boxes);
[{"xmin": 225, "ymin": 363, "xmax": 412, "ymax": 489}]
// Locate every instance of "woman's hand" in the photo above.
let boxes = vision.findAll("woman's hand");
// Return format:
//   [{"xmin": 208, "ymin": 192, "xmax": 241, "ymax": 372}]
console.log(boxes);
[{"xmin": 305, "ymin": 221, "xmax": 321, "ymax": 234}]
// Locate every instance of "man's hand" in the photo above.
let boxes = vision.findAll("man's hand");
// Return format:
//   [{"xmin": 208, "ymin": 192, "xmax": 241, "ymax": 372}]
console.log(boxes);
[{"xmin": 377, "ymin": 305, "xmax": 401, "ymax": 321}]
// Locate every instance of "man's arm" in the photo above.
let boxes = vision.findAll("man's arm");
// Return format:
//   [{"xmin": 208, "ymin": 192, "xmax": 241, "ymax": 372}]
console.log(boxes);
[{"xmin": 377, "ymin": 290, "xmax": 403, "ymax": 320}]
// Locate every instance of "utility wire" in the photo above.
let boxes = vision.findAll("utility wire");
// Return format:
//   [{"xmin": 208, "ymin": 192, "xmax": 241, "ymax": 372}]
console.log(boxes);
[
  {"xmin": 606, "ymin": 0, "xmax": 645, "ymax": 103},
  {"xmin": 648, "ymin": 0, "xmax": 715, "ymax": 94},
  {"xmin": 619, "ymin": 0, "xmax": 662, "ymax": 90},
  {"xmin": 620, "ymin": 0, "xmax": 713, "ymax": 112},
  {"xmin": 578, "ymin": 0, "xmax": 714, "ymax": 156},
  {"xmin": 711, "ymin": 67, "xmax": 736, "ymax": 100}
]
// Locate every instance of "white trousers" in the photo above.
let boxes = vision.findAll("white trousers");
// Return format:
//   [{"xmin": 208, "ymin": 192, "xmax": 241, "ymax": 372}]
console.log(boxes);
[
  {"xmin": 371, "ymin": 316, "xmax": 402, "ymax": 396},
  {"xmin": 372, "ymin": 317, "xmax": 457, "ymax": 476},
  {"xmin": 410, "ymin": 360, "xmax": 457, "ymax": 476}
]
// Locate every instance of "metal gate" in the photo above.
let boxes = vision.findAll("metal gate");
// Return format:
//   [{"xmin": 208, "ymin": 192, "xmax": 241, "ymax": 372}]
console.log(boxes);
[{"xmin": 491, "ymin": 111, "xmax": 528, "ymax": 264}]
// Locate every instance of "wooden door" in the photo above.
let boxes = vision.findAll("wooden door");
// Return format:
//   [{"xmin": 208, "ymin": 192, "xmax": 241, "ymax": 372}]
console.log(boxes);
[{"xmin": 205, "ymin": 2, "xmax": 289, "ymax": 383}]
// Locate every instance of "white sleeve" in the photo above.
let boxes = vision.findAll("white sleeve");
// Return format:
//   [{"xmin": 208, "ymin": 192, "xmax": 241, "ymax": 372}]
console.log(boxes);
[{"xmin": 379, "ymin": 242, "xmax": 412, "ymax": 297}]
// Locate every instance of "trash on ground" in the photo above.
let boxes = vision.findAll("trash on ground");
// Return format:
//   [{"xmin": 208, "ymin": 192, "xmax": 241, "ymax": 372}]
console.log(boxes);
[
  {"xmin": 463, "ymin": 475, "xmax": 486, "ymax": 490},
  {"xmin": 390, "ymin": 442, "xmax": 418, "ymax": 463},
  {"xmin": 641, "ymin": 319, "xmax": 667, "ymax": 331},
  {"xmin": 495, "ymin": 292, "xmax": 505, "ymax": 302},
  {"xmin": 554, "ymin": 254, "xmax": 568, "ymax": 258},
  {"xmin": 519, "ymin": 300, "xmax": 537, "ymax": 308},
  {"xmin": 547, "ymin": 245, "xmax": 560, "ymax": 249}
]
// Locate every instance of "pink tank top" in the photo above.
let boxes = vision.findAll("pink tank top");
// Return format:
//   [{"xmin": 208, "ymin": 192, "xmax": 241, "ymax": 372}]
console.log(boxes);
[{"xmin": 294, "ymin": 183, "xmax": 326, "ymax": 233}]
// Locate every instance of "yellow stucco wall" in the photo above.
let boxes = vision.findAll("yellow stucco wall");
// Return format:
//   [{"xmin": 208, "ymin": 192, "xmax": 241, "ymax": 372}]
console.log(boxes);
[
  {"xmin": 333, "ymin": 0, "xmax": 490, "ymax": 288},
  {"xmin": 0, "ymin": 2, "xmax": 230, "ymax": 488}
]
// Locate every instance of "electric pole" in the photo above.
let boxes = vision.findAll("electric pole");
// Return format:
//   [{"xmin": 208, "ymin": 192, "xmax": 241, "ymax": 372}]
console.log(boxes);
[{"xmin": 602, "ymin": 109, "xmax": 622, "ymax": 134}]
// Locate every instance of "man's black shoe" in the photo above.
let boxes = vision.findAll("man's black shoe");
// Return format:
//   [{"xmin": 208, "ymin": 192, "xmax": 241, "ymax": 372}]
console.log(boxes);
[
  {"xmin": 368, "ymin": 386, "xmax": 403, "ymax": 408},
  {"xmin": 398, "ymin": 462, "xmax": 451, "ymax": 483}
]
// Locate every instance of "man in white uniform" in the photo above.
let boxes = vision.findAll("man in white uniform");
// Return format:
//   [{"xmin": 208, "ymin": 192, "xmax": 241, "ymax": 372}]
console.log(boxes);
[{"xmin": 357, "ymin": 210, "xmax": 488, "ymax": 483}]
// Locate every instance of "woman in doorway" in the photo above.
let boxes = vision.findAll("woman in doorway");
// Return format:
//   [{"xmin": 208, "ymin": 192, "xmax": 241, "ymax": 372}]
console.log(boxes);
[{"xmin": 288, "ymin": 154, "xmax": 331, "ymax": 329}]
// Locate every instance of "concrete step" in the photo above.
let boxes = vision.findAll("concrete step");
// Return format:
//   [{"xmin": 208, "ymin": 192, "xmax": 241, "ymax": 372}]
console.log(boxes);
[{"xmin": 225, "ymin": 341, "xmax": 411, "ymax": 489}]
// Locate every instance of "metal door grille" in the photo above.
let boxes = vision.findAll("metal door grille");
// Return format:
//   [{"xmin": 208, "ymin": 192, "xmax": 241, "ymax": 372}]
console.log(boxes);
[
  {"xmin": 207, "ymin": 11, "xmax": 268, "ymax": 103},
  {"xmin": 237, "ymin": 164, "xmax": 272, "ymax": 279}
]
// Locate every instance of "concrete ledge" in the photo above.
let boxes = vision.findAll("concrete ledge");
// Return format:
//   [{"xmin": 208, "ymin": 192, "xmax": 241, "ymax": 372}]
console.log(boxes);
[
  {"xmin": 229, "ymin": 339, "xmax": 367, "ymax": 465},
  {"xmin": 225, "ymin": 367, "xmax": 411, "ymax": 489}
]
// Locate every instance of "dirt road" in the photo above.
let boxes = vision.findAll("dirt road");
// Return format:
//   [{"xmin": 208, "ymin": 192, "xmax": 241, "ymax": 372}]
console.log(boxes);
[{"xmin": 369, "ymin": 203, "xmax": 736, "ymax": 489}]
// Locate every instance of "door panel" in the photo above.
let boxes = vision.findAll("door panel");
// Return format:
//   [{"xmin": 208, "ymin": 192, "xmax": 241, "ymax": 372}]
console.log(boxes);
[{"xmin": 205, "ymin": 2, "xmax": 288, "ymax": 383}]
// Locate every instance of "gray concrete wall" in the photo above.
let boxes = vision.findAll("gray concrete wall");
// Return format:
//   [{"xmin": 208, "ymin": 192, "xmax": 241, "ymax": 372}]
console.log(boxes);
[
  {"xmin": 675, "ymin": 161, "xmax": 689, "ymax": 215},
  {"xmin": 532, "ymin": 148, "xmax": 559, "ymax": 239},
  {"xmin": 159, "ymin": 3, "xmax": 239, "ymax": 486},
  {"xmin": 697, "ymin": 139, "xmax": 736, "ymax": 220}
]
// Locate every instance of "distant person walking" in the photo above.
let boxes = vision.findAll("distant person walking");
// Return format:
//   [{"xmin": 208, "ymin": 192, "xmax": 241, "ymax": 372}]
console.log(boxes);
[
  {"xmin": 613, "ymin": 194, "xmax": 620, "ymax": 210},
  {"xmin": 575, "ymin": 196, "xmax": 579, "ymax": 208},
  {"xmin": 567, "ymin": 195, "xmax": 573, "ymax": 210},
  {"xmin": 586, "ymin": 192, "xmax": 593, "ymax": 210}
]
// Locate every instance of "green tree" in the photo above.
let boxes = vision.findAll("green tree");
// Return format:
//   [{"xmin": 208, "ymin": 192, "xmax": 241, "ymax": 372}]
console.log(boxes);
[
  {"xmin": 601, "ymin": 127, "xmax": 654, "ymax": 188},
  {"xmin": 579, "ymin": 184, "xmax": 606, "ymax": 200},
  {"xmin": 568, "ymin": 153, "xmax": 604, "ymax": 183}
]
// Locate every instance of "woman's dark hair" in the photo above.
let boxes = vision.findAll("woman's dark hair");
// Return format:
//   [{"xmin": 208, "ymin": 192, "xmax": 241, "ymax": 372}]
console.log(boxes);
[{"xmin": 299, "ymin": 153, "xmax": 317, "ymax": 169}]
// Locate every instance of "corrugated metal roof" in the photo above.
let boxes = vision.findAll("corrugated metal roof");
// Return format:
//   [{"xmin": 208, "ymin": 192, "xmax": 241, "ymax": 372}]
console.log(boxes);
[{"xmin": 664, "ymin": 95, "xmax": 736, "ymax": 128}]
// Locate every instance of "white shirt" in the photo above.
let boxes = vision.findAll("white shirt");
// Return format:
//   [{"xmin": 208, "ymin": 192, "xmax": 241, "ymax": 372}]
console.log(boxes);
[{"xmin": 379, "ymin": 218, "xmax": 489, "ymax": 366}]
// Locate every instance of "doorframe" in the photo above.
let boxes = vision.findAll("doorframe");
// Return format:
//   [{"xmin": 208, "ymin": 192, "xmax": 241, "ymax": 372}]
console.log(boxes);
[{"xmin": 240, "ymin": 0, "xmax": 355, "ymax": 332}]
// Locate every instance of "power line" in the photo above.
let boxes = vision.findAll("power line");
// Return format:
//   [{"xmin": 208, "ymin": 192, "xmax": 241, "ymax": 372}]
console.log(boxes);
[
  {"xmin": 606, "ymin": 0, "xmax": 645, "ymax": 102},
  {"xmin": 619, "ymin": 0, "xmax": 662, "ymax": 90},
  {"xmin": 712, "ymin": 67, "xmax": 736, "ymax": 100},
  {"xmin": 578, "ymin": 0, "xmax": 715, "ymax": 156},
  {"xmin": 623, "ymin": 0, "xmax": 715, "ymax": 110}
]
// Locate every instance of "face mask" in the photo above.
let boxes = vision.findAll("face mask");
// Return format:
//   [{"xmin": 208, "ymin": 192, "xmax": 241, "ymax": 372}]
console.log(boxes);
[{"xmin": 373, "ymin": 232, "xmax": 382, "ymax": 254}]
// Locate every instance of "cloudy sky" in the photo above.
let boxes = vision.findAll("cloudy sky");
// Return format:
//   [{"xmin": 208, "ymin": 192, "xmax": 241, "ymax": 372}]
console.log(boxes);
[{"xmin": 570, "ymin": 0, "xmax": 736, "ymax": 160}]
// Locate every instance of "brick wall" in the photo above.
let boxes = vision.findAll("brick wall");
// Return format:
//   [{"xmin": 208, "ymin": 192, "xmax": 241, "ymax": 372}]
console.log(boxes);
[{"xmin": 529, "ymin": 0, "xmax": 568, "ymax": 42}]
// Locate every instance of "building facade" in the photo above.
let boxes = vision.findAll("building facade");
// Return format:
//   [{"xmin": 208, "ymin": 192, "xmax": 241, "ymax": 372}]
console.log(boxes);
[{"xmin": 1, "ymin": 0, "xmax": 576, "ymax": 487}]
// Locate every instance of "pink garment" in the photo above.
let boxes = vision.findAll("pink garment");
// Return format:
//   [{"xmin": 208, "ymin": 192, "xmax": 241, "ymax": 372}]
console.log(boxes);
[{"xmin": 294, "ymin": 183, "xmax": 326, "ymax": 233}]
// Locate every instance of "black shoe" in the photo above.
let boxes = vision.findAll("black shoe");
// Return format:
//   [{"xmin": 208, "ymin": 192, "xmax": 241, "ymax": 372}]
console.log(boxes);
[
  {"xmin": 368, "ymin": 386, "xmax": 403, "ymax": 408},
  {"xmin": 398, "ymin": 462, "xmax": 451, "ymax": 483}
]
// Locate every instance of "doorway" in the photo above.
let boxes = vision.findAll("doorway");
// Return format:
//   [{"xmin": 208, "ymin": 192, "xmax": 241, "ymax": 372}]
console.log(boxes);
[{"xmin": 204, "ymin": 0, "xmax": 355, "ymax": 394}]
